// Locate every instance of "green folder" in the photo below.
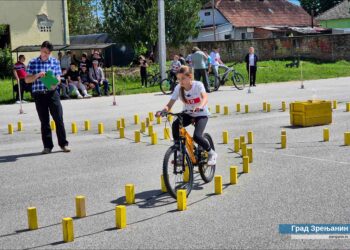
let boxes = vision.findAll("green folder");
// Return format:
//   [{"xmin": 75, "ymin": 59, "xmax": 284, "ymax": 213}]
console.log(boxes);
[{"xmin": 41, "ymin": 70, "xmax": 59, "ymax": 89}]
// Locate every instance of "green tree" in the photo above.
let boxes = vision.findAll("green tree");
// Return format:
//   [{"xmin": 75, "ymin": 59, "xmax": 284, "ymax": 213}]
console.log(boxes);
[
  {"xmin": 101, "ymin": 0, "xmax": 202, "ymax": 54},
  {"xmin": 67, "ymin": 0, "xmax": 102, "ymax": 35},
  {"xmin": 300, "ymin": 0, "xmax": 343, "ymax": 16},
  {"xmin": 0, "ymin": 24, "xmax": 12, "ymax": 77}
]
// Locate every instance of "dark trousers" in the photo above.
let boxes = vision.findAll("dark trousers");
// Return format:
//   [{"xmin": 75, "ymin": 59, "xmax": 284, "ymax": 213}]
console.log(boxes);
[
  {"xmin": 95, "ymin": 80, "xmax": 109, "ymax": 95},
  {"xmin": 248, "ymin": 66, "xmax": 257, "ymax": 86},
  {"xmin": 33, "ymin": 90, "xmax": 68, "ymax": 149},
  {"xmin": 194, "ymin": 69, "xmax": 210, "ymax": 92},
  {"xmin": 172, "ymin": 114, "xmax": 211, "ymax": 151},
  {"xmin": 141, "ymin": 74, "xmax": 147, "ymax": 87},
  {"xmin": 14, "ymin": 79, "xmax": 30, "ymax": 100}
]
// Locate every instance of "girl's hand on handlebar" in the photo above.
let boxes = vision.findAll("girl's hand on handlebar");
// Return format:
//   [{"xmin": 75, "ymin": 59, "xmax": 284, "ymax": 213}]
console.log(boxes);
[
  {"xmin": 156, "ymin": 109, "xmax": 167, "ymax": 117},
  {"xmin": 193, "ymin": 107, "xmax": 203, "ymax": 113}
]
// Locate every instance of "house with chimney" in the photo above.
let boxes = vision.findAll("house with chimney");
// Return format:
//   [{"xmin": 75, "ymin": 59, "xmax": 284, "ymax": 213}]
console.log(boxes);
[{"xmin": 193, "ymin": 0, "xmax": 322, "ymax": 42}]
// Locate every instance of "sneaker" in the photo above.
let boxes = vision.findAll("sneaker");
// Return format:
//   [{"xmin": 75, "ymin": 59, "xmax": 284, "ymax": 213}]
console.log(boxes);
[
  {"xmin": 42, "ymin": 148, "xmax": 52, "ymax": 154},
  {"xmin": 21, "ymin": 100, "xmax": 28, "ymax": 103},
  {"xmin": 77, "ymin": 95, "xmax": 83, "ymax": 99},
  {"xmin": 61, "ymin": 146, "xmax": 71, "ymax": 153},
  {"xmin": 84, "ymin": 94, "xmax": 92, "ymax": 98},
  {"xmin": 15, "ymin": 100, "xmax": 21, "ymax": 104},
  {"xmin": 207, "ymin": 149, "xmax": 218, "ymax": 166}
]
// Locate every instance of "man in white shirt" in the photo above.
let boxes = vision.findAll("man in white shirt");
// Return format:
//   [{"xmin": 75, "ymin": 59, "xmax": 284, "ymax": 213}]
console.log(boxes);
[
  {"xmin": 209, "ymin": 47, "xmax": 224, "ymax": 88},
  {"xmin": 245, "ymin": 47, "xmax": 258, "ymax": 87}
]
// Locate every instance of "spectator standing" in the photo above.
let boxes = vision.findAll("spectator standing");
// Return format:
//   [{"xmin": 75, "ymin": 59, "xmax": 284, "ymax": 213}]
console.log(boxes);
[
  {"xmin": 60, "ymin": 50, "xmax": 72, "ymax": 70},
  {"xmin": 89, "ymin": 60, "xmax": 110, "ymax": 96},
  {"xmin": 139, "ymin": 56, "xmax": 148, "ymax": 88},
  {"xmin": 185, "ymin": 53, "xmax": 193, "ymax": 68},
  {"xmin": 58, "ymin": 51, "xmax": 63, "ymax": 63},
  {"xmin": 91, "ymin": 50, "xmax": 104, "ymax": 67},
  {"xmin": 245, "ymin": 47, "xmax": 258, "ymax": 87},
  {"xmin": 203, "ymin": 49, "xmax": 212, "ymax": 72},
  {"xmin": 191, "ymin": 47, "xmax": 210, "ymax": 93},
  {"xmin": 210, "ymin": 47, "xmax": 224, "ymax": 87},
  {"xmin": 25, "ymin": 41, "xmax": 70, "ymax": 154},
  {"xmin": 13, "ymin": 55, "xmax": 30, "ymax": 103}
]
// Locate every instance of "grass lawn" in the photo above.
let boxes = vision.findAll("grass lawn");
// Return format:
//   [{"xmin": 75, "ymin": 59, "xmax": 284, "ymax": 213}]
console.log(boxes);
[{"xmin": 1, "ymin": 60, "xmax": 349, "ymax": 104}]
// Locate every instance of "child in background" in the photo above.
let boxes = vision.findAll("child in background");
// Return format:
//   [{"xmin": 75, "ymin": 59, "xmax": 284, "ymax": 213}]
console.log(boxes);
[
  {"xmin": 139, "ymin": 56, "xmax": 148, "ymax": 88},
  {"xmin": 169, "ymin": 55, "xmax": 182, "ymax": 82}
]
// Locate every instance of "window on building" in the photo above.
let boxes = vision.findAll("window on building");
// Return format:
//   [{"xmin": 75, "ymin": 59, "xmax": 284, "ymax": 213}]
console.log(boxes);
[
  {"xmin": 224, "ymin": 34, "xmax": 231, "ymax": 40},
  {"xmin": 204, "ymin": 11, "xmax": 211, "ymax": 16},
  {"xmin": 241, "ymin": 33, "xmax": 246, "ymax": 40}
]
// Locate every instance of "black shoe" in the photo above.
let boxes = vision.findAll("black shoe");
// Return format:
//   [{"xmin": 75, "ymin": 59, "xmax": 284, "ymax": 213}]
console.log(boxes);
[{"xmin": 41, "ymin": 148, "xmax": 52, "ymax": 154}]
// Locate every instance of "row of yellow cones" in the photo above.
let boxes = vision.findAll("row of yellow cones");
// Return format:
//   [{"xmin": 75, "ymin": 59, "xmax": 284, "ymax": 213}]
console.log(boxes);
[
  {"xmin": 5, "ymin": 100, "xmax": 350, "ymax": 135},
  {"xmin": 26, "ymin": 155, "xmax": 252, "ymax": 243},
  {"xmin": 223, "ymin": 129, "xmax": 350, "ymax": 149},
  {"xmin": 213, "ymin": 100, "xmax": 349, "ymax": 114},
  {"xmin": 25, "ymin": 131, "xmax": 255, "ymax": 242},
  {"xmin": 214, "ymin": 101, "xmax": 281, "ymax": 114}
]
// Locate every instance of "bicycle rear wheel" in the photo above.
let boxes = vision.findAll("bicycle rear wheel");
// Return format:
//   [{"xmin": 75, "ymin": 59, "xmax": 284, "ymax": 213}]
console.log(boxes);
[
  {"xmin": 163, "ymin": 146, "xmax": 194, "ymax": 199},
  {"xmin": 198, "ymin": 133, "xmax": 216, "ymax": 183},
  {"xmin": 147, "ymin": 74, "xmax": 156, "ymax": 87},
  {"xmin": 232, "ymin": 72, "xmax": 245, "ymax": 90},
  {"xmin": 160, "ymin": 79, "xmax": 175, "ymax": 95}
]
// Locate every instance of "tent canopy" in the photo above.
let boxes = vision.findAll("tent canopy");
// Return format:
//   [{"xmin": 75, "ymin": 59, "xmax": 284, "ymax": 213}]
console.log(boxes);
[
  {"xmin": 12, "ymin": 45, "xmax": 68, "ymax": 53},
  {"xmin": 62, "ymin": 43, "xmax": 115, "ymax": 51},
  {"xmin": 12, "ymin": 43, "xmax": 115, "ymax": 53}
]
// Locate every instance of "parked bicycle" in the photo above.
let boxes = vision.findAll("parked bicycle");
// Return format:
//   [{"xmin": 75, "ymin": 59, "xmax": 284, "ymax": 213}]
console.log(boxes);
[
  {"xmin": 146, "ymin": 72, "xmax": 161, "ymax": 87},
  {"xmin": 159, "ymin": 110, "xmax": 216, "ymax": 199},
  {"xmin": 208, "ymin": 63, "xmax": 246, "ymax": 91},
  {"xmin": 160, "ymin": 71, "xmax": 178, "ymax": 95}
]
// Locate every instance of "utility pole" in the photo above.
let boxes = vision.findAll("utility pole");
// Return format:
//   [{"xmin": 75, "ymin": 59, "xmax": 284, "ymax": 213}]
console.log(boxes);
[
  {"xmin": 158, "ymin": 0, "xmax": 167, "ymax": 80},
  {"xmin": 212, "ymin": 0, "xmax": 217, "ymax": 42}
]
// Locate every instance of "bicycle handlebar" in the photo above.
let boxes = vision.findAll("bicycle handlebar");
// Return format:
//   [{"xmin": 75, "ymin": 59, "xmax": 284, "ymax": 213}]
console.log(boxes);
[
  {"xmin": 158, "ymin": 109, "xmax": 204, "ymax": 118},
  {"xmin": 226, "ymin": 62, "xmax": 239, "ymax": 68}
]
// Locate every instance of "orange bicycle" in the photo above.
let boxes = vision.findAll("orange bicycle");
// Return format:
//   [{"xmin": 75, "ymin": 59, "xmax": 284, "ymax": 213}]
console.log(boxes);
[{"xmin": 160, "ymin": 110, "xmax": 216, "ymax": 199}]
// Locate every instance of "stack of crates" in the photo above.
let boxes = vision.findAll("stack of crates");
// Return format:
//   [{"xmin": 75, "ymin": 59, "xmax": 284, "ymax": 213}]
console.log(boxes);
[{"xmin": 290, "ymin": 100, "xmax": 332, "ymax": 127}]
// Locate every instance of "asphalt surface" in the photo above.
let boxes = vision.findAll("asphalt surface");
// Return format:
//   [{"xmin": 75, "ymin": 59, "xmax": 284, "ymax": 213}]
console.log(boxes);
[{"xmin": 0, "ymin": 77, "xmax": 350, "ymax": 249}]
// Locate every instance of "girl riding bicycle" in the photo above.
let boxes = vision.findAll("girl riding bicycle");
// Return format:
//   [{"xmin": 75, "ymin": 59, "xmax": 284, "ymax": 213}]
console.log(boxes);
[{"xmin": 157, "ymin": 66, "xmax": 217, "ymax": 166}]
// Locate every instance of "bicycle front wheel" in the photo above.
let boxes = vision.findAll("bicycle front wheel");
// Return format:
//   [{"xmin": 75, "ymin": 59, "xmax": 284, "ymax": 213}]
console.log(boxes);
[
  {"xmin": 232, "ymin": 73, "xmax": 245, "ymax": 90},
  {"xmin": 163, "ymin": 146, "xmax": 194, "ymax": 199},
  {"xmin": 160, "ymin": 79, "xmax": 175, "ymax": 95},
  {"xmin": 199, "ymin": 133, "xmax": 216, "ymax": 183}
]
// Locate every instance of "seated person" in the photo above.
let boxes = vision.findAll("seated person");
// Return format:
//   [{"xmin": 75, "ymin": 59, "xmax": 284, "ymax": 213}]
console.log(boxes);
[
  {"xmin": 80, "ymin": 65, "xmax": 95, "ymax": 91},
  {"xmin": 58, "ymin": 68, "xmax": 70, "ymax": 99},
  {"xmin": 89, "ymin": 60, "xmax": 109, "ymax": 96},
  {"xmin": 67, "ymin": 63, "xmax": 91, "ymax": 99}
]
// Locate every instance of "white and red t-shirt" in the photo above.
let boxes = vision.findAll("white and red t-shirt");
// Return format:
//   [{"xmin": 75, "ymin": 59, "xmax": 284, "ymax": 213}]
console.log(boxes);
[
  {"xmin": 171, "ymin": 81, "xmax": 209, "ymax": 117},
  {"xmin": 14, "ymin": 62, "xmax": 27, "ymax": 79}
]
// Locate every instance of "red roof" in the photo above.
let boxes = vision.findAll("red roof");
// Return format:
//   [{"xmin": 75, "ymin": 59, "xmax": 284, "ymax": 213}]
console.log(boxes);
[{"xmin": 204, "ymin": 0, "xmax": 312, "ymax": 28}]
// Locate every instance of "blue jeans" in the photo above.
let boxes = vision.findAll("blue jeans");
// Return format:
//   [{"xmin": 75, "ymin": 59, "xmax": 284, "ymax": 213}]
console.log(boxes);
[{"xmin": 95, "ymin": 80, "xmax": 109, "ymax": 95}]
